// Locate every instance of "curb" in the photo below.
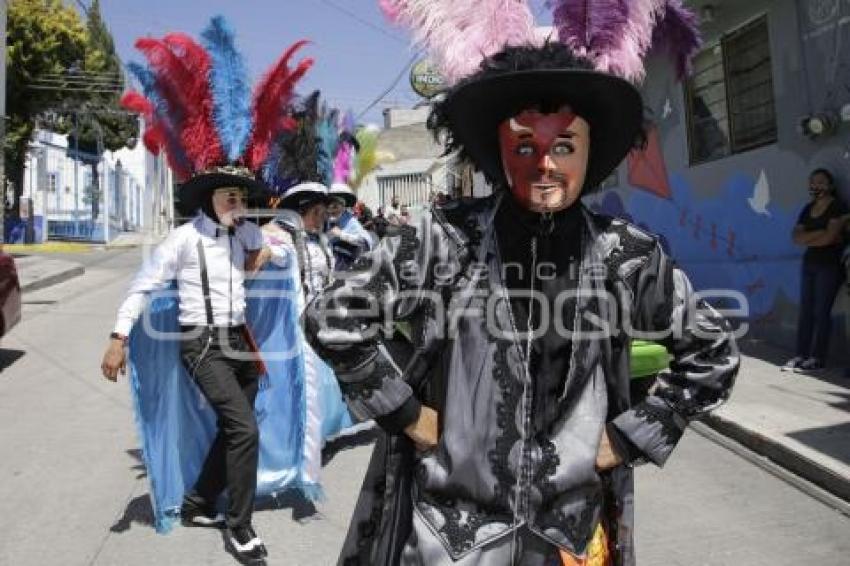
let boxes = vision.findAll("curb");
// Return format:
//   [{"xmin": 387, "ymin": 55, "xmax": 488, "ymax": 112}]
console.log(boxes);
[
  {"xmin": 20, "ymin": 264, "xmax": 86, "ymax": 293},
  {"xmin": 702, "ymin": 413, "xmax": 850, "ymax": 503}
]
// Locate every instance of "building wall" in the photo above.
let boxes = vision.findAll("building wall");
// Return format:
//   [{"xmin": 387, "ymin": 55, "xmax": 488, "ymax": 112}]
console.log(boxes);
[
  {"xmin": 16, "ymin": 126, "xmax": 172, "ymax": 243},
  {"xmin": 587, "ymin": 0, "xmax": 850, "ymax": 355},
  {"xmin": 383, "ymin": 106, "xmax": 431, "ymax": 129},
  {"xmin": 358, "ymin": 112, "xmax": 455, "ymax": 212}
]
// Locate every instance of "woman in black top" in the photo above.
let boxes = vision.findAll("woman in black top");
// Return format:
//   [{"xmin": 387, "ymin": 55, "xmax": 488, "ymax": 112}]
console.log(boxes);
[{"xmin": 784, "ymin": 168, "xmax": 849, "ymax": 372}]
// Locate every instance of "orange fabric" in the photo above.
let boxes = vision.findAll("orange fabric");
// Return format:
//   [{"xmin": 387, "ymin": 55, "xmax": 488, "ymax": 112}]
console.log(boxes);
[{"xmin": 558, "ymin": 523, "xmax": 611, "ymax": 566}]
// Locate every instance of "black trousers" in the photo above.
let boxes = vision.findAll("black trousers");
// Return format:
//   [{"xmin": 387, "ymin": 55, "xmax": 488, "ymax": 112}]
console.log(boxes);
[
  {"xmin": 796, "ymin": 260, "xmax": 843, "ymax": 361},
  {"xmin": 180, "ymin": 326, "xmax": 260, "ymax": 529}
]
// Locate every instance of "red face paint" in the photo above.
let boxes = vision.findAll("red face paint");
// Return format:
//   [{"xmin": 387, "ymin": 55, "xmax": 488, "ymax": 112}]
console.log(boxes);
[{"xmin": 498, "ymin": 109, "xmax": 590, "ymax": 213}]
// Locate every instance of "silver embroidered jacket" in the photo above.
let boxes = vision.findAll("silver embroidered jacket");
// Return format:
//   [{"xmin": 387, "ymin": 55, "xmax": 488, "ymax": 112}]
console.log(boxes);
[{"xmin": 306, "ymin": 195, "xmax": 739, "ymax": 565}]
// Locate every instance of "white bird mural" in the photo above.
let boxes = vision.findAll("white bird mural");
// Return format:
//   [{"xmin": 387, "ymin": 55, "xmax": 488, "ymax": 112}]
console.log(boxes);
[{"xmin": 748, "ymin": 170, "xmax": 771, "ymax": 216}]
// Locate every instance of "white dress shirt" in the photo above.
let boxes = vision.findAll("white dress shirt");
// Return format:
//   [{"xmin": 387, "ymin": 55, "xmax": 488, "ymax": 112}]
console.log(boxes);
[{"xmin": 113, "ymin": 213, "xmax": 264, "ymax": 336}]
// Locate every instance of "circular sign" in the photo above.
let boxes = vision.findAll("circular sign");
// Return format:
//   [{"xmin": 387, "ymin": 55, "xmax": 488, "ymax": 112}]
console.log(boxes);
[{"xmin": 410, "ymin": 59, "xmax": 447, "ymax": 99}]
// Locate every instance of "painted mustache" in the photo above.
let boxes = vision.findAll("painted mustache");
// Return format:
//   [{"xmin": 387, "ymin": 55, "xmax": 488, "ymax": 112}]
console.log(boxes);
[{"xmin": 532, "ymin": 173, "xmax": 568, "ymax": 190}]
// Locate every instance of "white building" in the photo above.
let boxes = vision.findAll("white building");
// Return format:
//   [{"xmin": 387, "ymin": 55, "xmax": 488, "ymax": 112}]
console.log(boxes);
[
  {"xmin": 357, "ymin": 107, "xmax": 462, "ymax": 213},
  {"xmin": 20, "ymin": 123, "xmax": 173, "ymax": 243}
]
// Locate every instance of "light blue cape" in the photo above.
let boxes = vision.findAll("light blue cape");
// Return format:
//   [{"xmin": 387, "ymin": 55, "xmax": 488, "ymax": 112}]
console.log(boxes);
[{"xmin": 128, "ymin": 262, "xmax": 351, "ymax": 533}]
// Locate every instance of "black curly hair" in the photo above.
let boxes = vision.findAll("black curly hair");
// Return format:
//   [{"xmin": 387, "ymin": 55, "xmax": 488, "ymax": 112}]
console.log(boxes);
[{"xmin": 428, "ymin": 42, "xmax": 647, "ymax": 188}]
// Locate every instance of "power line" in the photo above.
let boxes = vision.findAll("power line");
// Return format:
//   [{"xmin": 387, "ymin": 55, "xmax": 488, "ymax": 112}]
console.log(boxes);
[
  {"xmin": 30, "ymin": 77, "xmax": 124, "ymax": 87},
  {"xmin": 40, "ymin": 71, "xmax": 122, "ymax": 77},
  {"xmin": 356, "ymin": 51, "xmax": 422, "ymax": 121},
  {"xmin": 26, "ymin": 85, "xmax": 123, "ymax": 94},
  {"xmin": 319, "ymin": 0, "xmax": 409, "ymax": 45}
]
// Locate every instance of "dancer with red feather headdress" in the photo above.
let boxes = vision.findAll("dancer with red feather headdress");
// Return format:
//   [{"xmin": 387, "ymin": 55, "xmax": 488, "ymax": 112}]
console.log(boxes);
[{"xmin": 100, "ymin": 16, "xmax": 314, "ymax": 562}]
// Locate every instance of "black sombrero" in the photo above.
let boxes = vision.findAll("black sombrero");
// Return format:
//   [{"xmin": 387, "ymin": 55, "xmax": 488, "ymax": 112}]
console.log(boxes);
[
  {"xmin": 177, "ymin": 166, "xmax": 269, "ymax": 217},
  {"xmin": 440, "ymin": 67, "xmax": 643, "ymax": 192}
]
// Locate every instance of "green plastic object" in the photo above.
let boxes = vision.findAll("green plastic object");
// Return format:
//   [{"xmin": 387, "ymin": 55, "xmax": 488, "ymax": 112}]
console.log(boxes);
[{"xmin": 630, "ymin": 340, "xmax": 670, "ymax": 379}]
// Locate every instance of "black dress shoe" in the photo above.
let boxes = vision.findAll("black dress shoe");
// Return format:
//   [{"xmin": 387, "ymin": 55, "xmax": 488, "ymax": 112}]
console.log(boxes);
[{"xmin": 227, "ymin": 523, "xmax": 268, "ymax": 562}]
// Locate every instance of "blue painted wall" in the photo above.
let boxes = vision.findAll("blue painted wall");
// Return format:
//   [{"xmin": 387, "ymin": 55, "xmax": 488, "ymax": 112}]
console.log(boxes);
[{"xmin": 588, "ymin": 0, "xmax": 850, "ymax": 356}]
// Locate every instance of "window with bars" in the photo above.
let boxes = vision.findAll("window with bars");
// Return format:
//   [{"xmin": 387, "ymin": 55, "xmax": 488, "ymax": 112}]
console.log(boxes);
[
  {"xmin": 47, "ymin": 173, "xmax": 58, "ymax": 193},
  {"xmin": 685, "ymin": 16, "xmax": 776, "ymax": 164},
  {"xmin": 378, "ymin": 173, "xmax": 432, "ymax": 207}
]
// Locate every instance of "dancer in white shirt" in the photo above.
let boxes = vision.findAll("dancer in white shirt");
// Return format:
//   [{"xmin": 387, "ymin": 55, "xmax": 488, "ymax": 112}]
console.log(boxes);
[{"xmin": 99, "ymin": 16, "xmax": 313, "ymax": 562}]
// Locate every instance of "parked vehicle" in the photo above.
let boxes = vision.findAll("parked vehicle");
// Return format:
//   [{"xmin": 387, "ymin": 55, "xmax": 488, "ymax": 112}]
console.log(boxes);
[{"xmin": 0, "ymin": 251, "xmax": 22, "ymax": 339}]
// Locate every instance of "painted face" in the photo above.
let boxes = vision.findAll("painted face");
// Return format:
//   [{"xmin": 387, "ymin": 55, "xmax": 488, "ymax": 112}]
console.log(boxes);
[
  {"xmin": 498, "ymin": 108, "xmax": 590, "ymax": 213},
  {"xmin": 212, "ymin": 187, "xmax": 247, "ymax": 227}
]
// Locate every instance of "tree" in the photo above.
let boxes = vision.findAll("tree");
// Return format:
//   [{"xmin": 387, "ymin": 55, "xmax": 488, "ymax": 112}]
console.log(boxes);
[
  {"xmin": 3, "ymin": 0, "xmax": 137, "ymax": 225},
  {"xmin": 71, "ymin": 0, "xmax": 137, "ymax": 155},
  {"xmin": 5, "ymin": 0, "xmax": 87, "ymax": 221},
  {"xmin": 71, "ymin": 0, "xmax": 138, "ymax": 226}
]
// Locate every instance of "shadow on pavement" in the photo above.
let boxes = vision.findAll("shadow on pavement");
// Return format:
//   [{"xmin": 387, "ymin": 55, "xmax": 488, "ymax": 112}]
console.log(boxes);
[
  {"xmin": 740, "ymin": 338, "xmax": 849, "ymax": 386},
  {"xmin": 127, "ymin": 448, "xmax": 148, "ymax": 480},
  {"xmin": 256, "ymin": 490, "xmax": 320, "ymax": 523},
  {"xmin": 0, "ymin": 349, "xmax": 25, "ymax": 372},
  {"xmin": 110, "ymin": 494, "xmax": 155, "ymax": 533},
  {"xmin": 787, "ymin": 422, "xmax": 850, "ymax": 467},
  {"xmin": 112, "ymin": 430, "xmax": 377, "ymax": 534},
  {"xmin": 739, "ymin": 338, "xmax": 792, "ymax": 366},
  {"xmin": 110, "ymin": 449, "xmax": 154, "ymax": 533}
]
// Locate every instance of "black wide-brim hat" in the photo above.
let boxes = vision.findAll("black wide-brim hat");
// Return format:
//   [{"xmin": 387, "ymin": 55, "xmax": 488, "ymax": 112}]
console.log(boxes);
[
  {"xmin": 177, "ymin": 170, "xmax": 268, "ymax": 216},
  {"xmin": 442, "ymin": 68, "xmax": 644, "ymax": 191}
]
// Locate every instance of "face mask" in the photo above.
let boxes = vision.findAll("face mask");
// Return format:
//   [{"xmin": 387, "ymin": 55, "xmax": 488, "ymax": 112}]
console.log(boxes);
[
  {"xmin": 498, "ymin": 109, "xmax": 590, "ymax": 213},
  {"xmin": 212, "ymin": 189, "xmax": 246, "ymax": 227}
]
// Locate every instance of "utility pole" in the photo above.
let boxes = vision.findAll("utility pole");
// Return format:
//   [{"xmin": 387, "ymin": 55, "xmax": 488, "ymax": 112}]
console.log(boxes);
[
  {"xmin": 1, "ymin": 0, "xmax": 8, "ymax": 244},
  {"xmin": 73, "ymin": 112, "xmax": 80, "ymax": 237}
]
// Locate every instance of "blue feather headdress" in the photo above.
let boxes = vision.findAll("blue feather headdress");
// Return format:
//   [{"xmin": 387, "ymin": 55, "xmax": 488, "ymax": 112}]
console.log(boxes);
[{"xmin": 201, "ymin": 16, "xmax": 254, "ymax": 163}]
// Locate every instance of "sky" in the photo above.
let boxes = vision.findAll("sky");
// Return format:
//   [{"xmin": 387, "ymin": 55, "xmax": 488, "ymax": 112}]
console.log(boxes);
[{"xmin": 95, "ymin": 0, "xmax": 552, "ymax": 126}]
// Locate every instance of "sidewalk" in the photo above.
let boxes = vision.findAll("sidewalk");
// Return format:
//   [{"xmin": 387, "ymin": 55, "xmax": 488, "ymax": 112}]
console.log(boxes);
[
  {"xmin": 704, "ymin": 341, "xmax": 850, "ymax": 502},
  {"xmin": 105, "ymin": 231, "xmax": 163, "ymax": 249},
  {"xmin": 13, "ymin": 254, "xmax": 85, "ymax": 293},
  {"xmin": 8, "ymin": 232, "xmax": 161, "ymax": 292}
]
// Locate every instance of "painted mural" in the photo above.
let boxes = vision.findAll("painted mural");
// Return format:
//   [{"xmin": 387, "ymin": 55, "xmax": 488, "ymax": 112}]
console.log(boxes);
[{"xmin": 591, "ymin": 128, "xmax": 802, "ymax": 322}]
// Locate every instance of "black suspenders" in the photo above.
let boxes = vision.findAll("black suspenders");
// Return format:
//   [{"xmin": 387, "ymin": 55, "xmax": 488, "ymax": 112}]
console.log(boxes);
[{"xmin": 195, "ymin": 239, "xmax": 215, "ymax": 329}]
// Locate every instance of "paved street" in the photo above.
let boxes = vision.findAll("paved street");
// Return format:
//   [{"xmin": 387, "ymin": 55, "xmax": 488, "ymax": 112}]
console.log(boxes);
[{"xmin": 1, "ymin": 248, "xmax": 849, "ymax": 566}]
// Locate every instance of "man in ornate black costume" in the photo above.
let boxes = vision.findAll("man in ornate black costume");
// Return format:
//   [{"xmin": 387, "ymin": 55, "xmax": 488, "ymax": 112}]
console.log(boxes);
[{"xmin": 306, "ymin": 40, "xmax": 739, "ymax": 566}]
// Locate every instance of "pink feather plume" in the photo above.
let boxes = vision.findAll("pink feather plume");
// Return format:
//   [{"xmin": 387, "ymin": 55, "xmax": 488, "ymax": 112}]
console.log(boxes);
[
  {"xmin": 380, "ymin": 0, "xmax": 538, "ymax": 84},
  {"xmin": 333, "ymin": 143, "xmax": 354, "ymax": 184},
  {"xmin": 650, "ymin": 0, "xmax": 701, "ymax": 79},
  {"xmin": 246, "ymin": 40, "xmax": 314, "ymax": 170},
  {"xmin": 603, "ymin": 0, "xmax": 666, "ymax": 82},
  {"xmin": 378, "ymin": 0, "xmax": 406, "ymax": 22},
  {"xmin": 547, "ymin": 0, "xmax": 699, "ymax": 82}
]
